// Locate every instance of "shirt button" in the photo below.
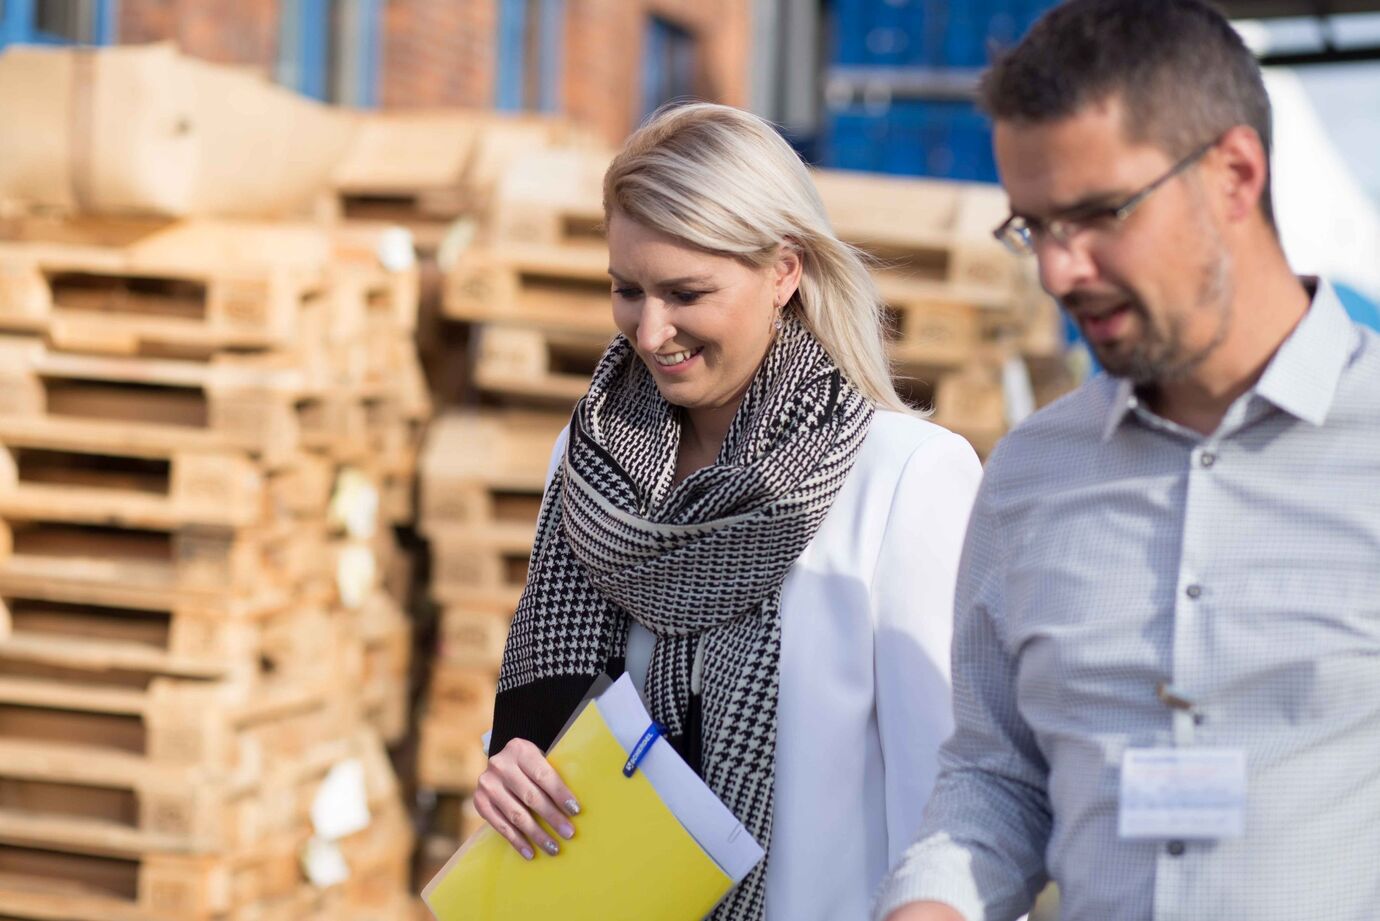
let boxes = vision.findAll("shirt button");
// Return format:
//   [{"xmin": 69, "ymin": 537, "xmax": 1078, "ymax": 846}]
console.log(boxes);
[
  {"xmin": 1199, "ymin": 451, "xmax": 1217, "ymax": 468},
  {"xmin": 1167, "ymin": 840, "xmax": 1186, "ymax": 857},
  {"xmin": 1185, "ymin": 584, "xmax": 1203, "ymax": 599}
]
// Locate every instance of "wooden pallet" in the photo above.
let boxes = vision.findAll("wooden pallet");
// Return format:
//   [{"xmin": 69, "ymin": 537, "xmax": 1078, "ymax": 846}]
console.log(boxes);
[
  {"xmin": 488, "ymin": 147, "xmax": 611, "ymax": 248},
  {"xmin": 0, "ymin": 434, "xmax": 315, "ymax": 531},
  {"xmin": 0, "ymin": 664, "xmax": 352, "ymax": 775},
  {"xmin": 354, "ymin": 593, "xmax": 412, "ymax": 747},
  {"xmin": 442, "ymin": 242, "xmax": 612, "ymax": 334},
  {"xmin": 414, "ymin": 792, "xmax": 482, "ymax": 887},
  {"xmin": 327, "ymin": 224, "xmax": 422, "ymax": 335},
  {"xmin": 419, "ymin": 409, "xmax": 563, "ymax": 531},
  {"xmin": 881, "ymin": 294, "xmax": 985, "ymax": 370},
  {"xmin": 425, "ymin": 524, "xmax": 534, "ymax": 607},
  {"xmin": 416, "ymin": 714, "xmax": 488, "ymax": 796},
  {"xmin": 0, "ymin": 775, "xmax": 410, "ymax": 921},
  {"xmin": 0, "ymin": 587, "xmax": 337, "ymax": 686},
  {"xmin": 0, "ymin": 729, "xmax": 360, "ymax": 855},
  {"xmin": 0, "ymin": 512, "xmax": 325, "ymax": 599},
  {"xmin": 472, "ymin": 324, "xmax": 606, "ymax": 405},
  {"xmin": 436, "ymin": 606, "xmax": 510, "ymax": 672},
  {"xmin": 812, "ymin": 169, "xmax": 1023, "ymax": 307},
  {"xmin": 0, "ymin": 216, "xmax": 333, "ymax": 356},
  {"xmin": 0, "ymin": 337, "xmax": 315, "ymax": 467},
  {"xmin": 0, "ymin": 832, "xmax": 305, "ymax": 921}
]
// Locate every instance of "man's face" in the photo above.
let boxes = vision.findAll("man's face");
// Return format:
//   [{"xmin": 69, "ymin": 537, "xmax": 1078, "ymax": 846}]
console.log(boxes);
[{"xmin": 993, "ymin": 99, "xmax": 1233, "ymax": 385}]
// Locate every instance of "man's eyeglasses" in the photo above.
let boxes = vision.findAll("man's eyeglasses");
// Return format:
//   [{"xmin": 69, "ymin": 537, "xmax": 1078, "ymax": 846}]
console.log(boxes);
[{"xmin": 992, "ymin": 138, "xmax": 1219, "ymax": 256}]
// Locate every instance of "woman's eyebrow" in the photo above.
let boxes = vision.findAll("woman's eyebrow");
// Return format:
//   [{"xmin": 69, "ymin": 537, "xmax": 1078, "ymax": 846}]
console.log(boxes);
[{"xmin": 607, "ymin": 269, "xmax": 714, "ymax": 287}]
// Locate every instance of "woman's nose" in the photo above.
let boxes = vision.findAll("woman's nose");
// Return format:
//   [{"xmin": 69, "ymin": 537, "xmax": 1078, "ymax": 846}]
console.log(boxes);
[{"xmin": 636, "ymin": 299, "xmax": 675, "ymax": 353}]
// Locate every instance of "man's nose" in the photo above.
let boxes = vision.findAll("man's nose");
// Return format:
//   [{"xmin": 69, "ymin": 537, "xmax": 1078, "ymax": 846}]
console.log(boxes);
[{"xmin": 1035, "ymin": 232, "xmax": 1099, "ymax": 302}]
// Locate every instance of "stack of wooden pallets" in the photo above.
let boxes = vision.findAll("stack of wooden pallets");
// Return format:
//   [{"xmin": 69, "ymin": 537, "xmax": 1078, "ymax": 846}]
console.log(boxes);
[
  {"xmin": 325, "ymin": 111, "xmax": 603, "ymax": 406},
  {"xmin": 811, "ymin": 169, "xmax": 1072, "ymax": 454},
  {"xmin": 406, "ymin": 145, "xmax": 613, "ymax": 877},
  {"xmin": 0, "ymin": 213, "xmax": 423, "ymax": 920}
]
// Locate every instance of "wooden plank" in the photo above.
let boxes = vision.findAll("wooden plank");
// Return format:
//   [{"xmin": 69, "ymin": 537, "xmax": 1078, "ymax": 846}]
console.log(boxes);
[
  {"xmin": 929, "ymin": 362, "xmax": 1009, "ymax": 459},
  {"xmin": 472, "ymin": 324, "xmax": 604, "ymax": 406},
  {"xmin": 354, "ymin": 593, "xmax": 412, "ymax": 746},
  {"xmin": 426, "ymin": 664, "xmax": 498, "ymax": 731},
  {"xmin": 442, "ymin": 242, "xmax": 613, "ymax": 334},
  {"xmin": 0, "ymin": 727, "xmax": 394, "ymax": 859},
  {"xmin": 0, "ymin": 828, "xmax": 305, "ymax": 920},
  {"xmin": 813, "ymin": 170, "xmax": 1022, "ymax": 305},
  {"xmin": 0, "ymin": 517, "xmax": 321, "ymax": 599},
  {"xmin": 0, "ymin": 438, "xmax": 269, "ymax": 530},
  {"xmin": 0, "ymin": 337, "xmax": 309, "ymax": 467},
  {"xmin": 426, "ymin": 522, "xmax": 536, "ymax": 604},
  {"xmin": 437, "ymin": 606, "xmax": 511, "ymax": 672},
  {"xmin": 489, "ymin": 147, "xmax": 612, "ymax": 248},
  {"xmin": 0, "ymin": 591, "xmax": 336, "ymax": 684},
  {"xmin": 332, "ymin": 110, "xmax": 484, "ymax": 197},
  {"xmin": 0, "ymin": 217, "xmax": 332, "ymax": 355},
  {"xmin": 883, "ymin": 298, "xmax": 984, "ymax": 371},
  {"xmin": 0, "ymin": 667, "xmax": 352, "ymax": 777},
  {"xmin": 0, "ymin": 566, "xmax": 292, "ymax": 618},
  {"xmin": 416, "ymin": 713, "xmax": 487, "ymax": 795},
  {"xmin": 419, "ymin": 408, "xmax": 564, "ymax": 527}
]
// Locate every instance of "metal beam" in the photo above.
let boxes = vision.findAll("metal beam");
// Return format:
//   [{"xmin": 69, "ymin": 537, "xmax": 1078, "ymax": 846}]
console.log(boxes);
[
  {"xmin": 1260, "ymin": 43, "xmax": 1380, "ymax": 63},
  {"xmin": 1214, "ymin": 0, "xmax": 1380, "ymax": 17}
]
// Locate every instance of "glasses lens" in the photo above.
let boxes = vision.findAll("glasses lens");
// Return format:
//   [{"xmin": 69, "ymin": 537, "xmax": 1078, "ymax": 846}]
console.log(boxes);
[{"xmin": 996, "ymin": 220, "xmax": 1034, "ymax": 255}]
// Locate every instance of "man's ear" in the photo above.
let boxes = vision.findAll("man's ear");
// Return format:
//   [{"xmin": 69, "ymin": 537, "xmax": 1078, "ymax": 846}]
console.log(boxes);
[{"xmin": 1211, "ymin": 124, "xmax": 1270, "ymax": 225}]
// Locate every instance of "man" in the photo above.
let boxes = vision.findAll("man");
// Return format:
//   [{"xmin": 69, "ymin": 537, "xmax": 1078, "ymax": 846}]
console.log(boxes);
[{"xmin": 876, "ymin": 2, "xmax": 1380, "ymax": 920}]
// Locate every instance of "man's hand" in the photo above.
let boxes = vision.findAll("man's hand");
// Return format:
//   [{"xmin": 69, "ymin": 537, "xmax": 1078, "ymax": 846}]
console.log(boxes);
[{"xmin": 883, "ymin": 902, "xmax": 966, "ymax": 921}]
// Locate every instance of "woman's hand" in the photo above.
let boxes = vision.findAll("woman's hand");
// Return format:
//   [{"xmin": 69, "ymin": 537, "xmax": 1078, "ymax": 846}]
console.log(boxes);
[{"xmin": 473, "ymin": 738, "xmax": 581, "ymax": 860}]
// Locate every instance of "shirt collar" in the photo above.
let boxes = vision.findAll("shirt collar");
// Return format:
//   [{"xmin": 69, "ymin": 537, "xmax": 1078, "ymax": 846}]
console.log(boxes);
[
  {"xmin": 1253, "ymin": 277, "xmax": 1357, "ymax": 427},
  {"xmin": 1100, "ymin": 277, "xmax": 1358, "ymax": 441},
  {"xmin": 1101, "ymin": 377, "xmax": 1138, "ymax": 442}
]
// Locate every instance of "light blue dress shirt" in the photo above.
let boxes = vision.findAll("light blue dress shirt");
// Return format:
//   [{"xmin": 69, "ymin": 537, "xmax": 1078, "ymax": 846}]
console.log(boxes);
[{"xmin": 876, "ymin": 280, "xmax": 1380, "ymax": 921}]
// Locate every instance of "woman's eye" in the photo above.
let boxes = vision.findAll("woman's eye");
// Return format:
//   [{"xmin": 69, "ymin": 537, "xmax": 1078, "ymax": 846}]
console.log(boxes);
[
  {"xmin": 612, "ymin": 287, "xmax": 642, "ymax": 300},
  {"xmin": 672, "ymin": 290, "xmax": 705, "ymax": 305}
]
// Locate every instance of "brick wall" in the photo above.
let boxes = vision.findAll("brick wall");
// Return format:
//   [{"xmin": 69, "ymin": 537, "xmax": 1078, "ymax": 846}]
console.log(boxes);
[
  {"xmin": 113, "ymin": 0, "xmax": 753, "ymax": 145},
  {"xmin": 379, "ymin": 0, "xmax": 498, "ymax": 109},
  {"xmin": 120, "ymin": 0, "xmax": 281, "ymax": 76},
  {"xmin": 564, "ymin": 0, "xmax": 752, "ymax": 145}
]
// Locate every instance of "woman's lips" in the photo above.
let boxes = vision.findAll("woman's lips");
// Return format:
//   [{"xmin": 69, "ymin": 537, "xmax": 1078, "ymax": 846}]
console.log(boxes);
[{"xmin": 650, "ymin": 347, "xmax": 703, "ymax": 373}]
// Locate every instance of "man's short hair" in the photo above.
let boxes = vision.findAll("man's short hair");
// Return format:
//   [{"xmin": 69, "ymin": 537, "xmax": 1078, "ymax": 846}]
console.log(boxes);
[{"xmin": 979, "ymin": 0, "xmax": 1275, "ymax": 227}]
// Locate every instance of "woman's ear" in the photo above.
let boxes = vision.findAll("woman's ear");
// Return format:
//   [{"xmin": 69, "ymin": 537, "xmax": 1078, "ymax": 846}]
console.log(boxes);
[{"xmin": 773, "ymin": 239, "xmax": 804, "ymax": 307}]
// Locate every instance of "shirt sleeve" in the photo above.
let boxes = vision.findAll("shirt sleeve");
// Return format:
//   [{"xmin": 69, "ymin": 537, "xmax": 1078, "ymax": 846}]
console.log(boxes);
[
  {"xmin": 872, "ymin": 429, "xmax": 982, "ymax": 863},
  {"xmin": 873, "ymin": 452, "xmax": 1053, "ymax": 921}
]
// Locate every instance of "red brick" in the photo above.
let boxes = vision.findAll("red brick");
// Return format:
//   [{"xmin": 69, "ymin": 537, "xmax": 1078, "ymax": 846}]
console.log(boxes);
[{"xmin": 114, "ymin": 0, "xmax": 753, "ymax": 143}]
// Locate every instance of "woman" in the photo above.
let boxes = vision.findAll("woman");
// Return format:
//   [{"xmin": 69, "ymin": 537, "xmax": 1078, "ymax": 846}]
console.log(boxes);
[{"xmin": 474, "ymin": 102, "xmax": 982, "ymax": 921}]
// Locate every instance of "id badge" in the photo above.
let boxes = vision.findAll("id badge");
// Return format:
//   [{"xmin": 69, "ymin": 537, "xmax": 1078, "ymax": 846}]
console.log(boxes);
[{"xmin": 1118, "ymin": 747, "xmax": 1246, "ymax": 840}]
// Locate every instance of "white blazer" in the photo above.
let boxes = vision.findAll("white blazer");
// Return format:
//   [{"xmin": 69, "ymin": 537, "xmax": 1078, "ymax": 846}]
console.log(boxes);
[{"xmin": 544, "ymin": 409, "xmax": 982, "ymax": 920}]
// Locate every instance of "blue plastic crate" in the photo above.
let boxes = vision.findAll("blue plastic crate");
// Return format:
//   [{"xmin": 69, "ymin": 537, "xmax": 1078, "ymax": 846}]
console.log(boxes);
[
  {"xmin": 828, "ymin": 0, "xmax": 1056, "ymax": 69},
  {"xmin": 822, "ymin": 100, "xmax": 1000, "ymax": 183}
]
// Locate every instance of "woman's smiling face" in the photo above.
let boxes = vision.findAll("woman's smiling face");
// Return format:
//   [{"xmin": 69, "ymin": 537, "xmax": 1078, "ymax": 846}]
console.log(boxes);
[{"xmin": 607, "ymin": 210, "xmax": 798, "ymax": 416}]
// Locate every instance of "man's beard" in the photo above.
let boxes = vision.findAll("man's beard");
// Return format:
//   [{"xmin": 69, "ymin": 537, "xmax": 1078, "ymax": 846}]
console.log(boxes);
[{"xmin": 1095, "ymin": 248, "xmax": 1234, "ymax": 386}]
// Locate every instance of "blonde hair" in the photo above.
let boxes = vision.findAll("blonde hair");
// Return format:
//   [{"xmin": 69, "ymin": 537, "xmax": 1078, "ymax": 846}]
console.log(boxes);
[{"xmin": 602, "ymin": 102, "xmax": 915, "ymax": 415}]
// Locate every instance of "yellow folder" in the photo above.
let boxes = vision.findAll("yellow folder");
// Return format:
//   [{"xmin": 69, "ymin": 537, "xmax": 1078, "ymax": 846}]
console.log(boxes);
[{"xmin": 423, "ymin": 676, "xmax": 760, "ymax": 920}]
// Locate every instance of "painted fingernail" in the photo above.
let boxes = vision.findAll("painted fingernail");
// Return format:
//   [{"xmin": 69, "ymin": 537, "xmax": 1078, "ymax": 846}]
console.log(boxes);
[
  {"xmin": 520, "ymin": 846, "xmax": 534, "ymax": 861},
  {"xmin": 565, "ymin": 798, "xmax": 581, "ymax": 816},
  {"xmin": 557, "ymin": 821, "xmax": 575, "ymax": 839},
  {"xmin": 543, "ymin": 840, "xmax": 560, "ymax": 856}
]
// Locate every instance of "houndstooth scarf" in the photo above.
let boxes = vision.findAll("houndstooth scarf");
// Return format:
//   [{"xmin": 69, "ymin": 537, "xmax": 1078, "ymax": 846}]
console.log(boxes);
[{"xmin": 493, "ymin": 315, "xmax": 873, "ymax": 920}]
